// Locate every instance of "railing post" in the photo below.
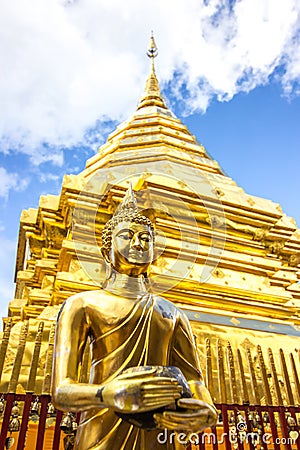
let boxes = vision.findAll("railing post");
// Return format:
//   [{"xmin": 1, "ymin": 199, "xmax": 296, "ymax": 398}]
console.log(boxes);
[
  {"xmin": 221, "ymin": 404, "xmax": 231, "ymax": 450},
  {"xmin": 35, "ymin": 394, "xmax": 50, "ymax": 450},
  {"xmin": 278, "ymin": 406, "xmax": 292, "ymax": 450},
  {"xmin": 267, "ymin": 406, "xmax": 280, "ymax": 450},
  {"xmin": 16, "ymin": 393, "xmax": 33, "ymax": 450},
  {"xmin": 289, "ymin": 407, "xmax": 300, "ymax": 450},
  {"xmin": 0, "ymin": 393, "xmax": 15, "ymax": 448},
  {"xmin": 52, "ymin": 409, "xmax": 63, "ymax": 450}
]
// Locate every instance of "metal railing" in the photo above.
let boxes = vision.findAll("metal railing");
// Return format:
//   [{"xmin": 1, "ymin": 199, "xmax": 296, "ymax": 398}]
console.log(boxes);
[
  {"xmin": 1, "ymin": 395, "xmax": 300, "ymax": 450},
  {"xmin": 0, "ymin": 394, "xmax": 63, "ymax": 450}
]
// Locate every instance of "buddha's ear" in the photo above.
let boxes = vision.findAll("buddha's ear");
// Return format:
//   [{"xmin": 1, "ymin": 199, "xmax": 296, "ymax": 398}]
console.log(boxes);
[
  {"xmin": 152, "ymin": 247, "xmax": 158, "ymax": 263},
  {"xmin": 101, "ymin": 246, "xmax": 110, "ymax": 263}
]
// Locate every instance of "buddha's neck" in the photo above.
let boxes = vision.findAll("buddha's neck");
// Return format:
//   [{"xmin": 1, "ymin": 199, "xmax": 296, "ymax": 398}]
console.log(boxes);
[{"xmin": 103, "ymin": 269, "xmax": 149, "ymax": 298}]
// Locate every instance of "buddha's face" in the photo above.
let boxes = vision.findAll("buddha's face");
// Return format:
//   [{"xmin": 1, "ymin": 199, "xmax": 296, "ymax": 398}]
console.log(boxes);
[{"xmin": 108, "ymin": 221, "xmax": 154, "ymax": 275}]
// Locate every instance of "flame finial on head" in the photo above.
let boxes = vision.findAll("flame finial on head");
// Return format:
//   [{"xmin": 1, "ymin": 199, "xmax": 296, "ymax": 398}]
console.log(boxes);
[{"xmin": 114, "ymin": 183, "xmax": 138, "ymax": 217}]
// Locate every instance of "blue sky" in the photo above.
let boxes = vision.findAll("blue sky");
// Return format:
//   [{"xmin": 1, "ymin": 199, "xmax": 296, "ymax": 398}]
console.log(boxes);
[
  {"xmin": 0, "ymin": 0, "xmax": 300, "ymax": 321},
  {"xmin": 185, "ymin": 82, "xmax": 300, "ymax": 226}
]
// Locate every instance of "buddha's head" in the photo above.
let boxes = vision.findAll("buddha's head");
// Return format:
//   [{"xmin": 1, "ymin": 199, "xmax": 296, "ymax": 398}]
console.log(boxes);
[{"xmin": 101, "ymin": 186, "xmax": 155, "ymax": 276}]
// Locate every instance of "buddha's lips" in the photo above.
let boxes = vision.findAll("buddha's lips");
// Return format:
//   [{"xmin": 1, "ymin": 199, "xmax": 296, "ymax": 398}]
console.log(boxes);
[{"xmin": 128, "ymin": 250, "xmax": 144, "ymax": 259}]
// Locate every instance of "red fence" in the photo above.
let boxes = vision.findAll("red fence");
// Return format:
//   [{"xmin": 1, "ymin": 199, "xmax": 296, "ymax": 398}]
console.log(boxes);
[
  {"xmin": 0, "ymin": 394, "xmax": 63, "ymax": 450},
  {"xmin": 195, "ymin": 404, "xmax": 300, "ymax": 450},
  {"xmin": 1, "ymin": 394, "xmax": 300, "ymax": 450}
]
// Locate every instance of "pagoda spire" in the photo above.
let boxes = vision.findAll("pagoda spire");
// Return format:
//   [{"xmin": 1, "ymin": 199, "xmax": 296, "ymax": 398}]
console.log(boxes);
[{"xmin": 137, "ymin": 32, "xmax": 167, "ymax": 110}]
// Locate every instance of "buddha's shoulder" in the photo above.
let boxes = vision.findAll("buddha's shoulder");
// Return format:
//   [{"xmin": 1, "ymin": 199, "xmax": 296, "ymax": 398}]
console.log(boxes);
[
  {"xmin": 152, "ymin": 294, "xmax": 183, "ymax": 318},
  {"xmin": 60, "ymin": 289, "xmax": 109, "ymax": 311}
]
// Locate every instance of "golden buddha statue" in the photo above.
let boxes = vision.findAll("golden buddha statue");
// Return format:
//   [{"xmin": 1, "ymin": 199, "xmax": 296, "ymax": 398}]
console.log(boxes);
[{"xmin": 52, "ymin": 186, "xmax": 217, "ymax": 449}]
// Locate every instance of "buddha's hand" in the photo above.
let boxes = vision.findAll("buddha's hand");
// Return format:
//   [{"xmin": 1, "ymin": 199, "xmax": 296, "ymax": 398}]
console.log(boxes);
[
  {"xmin": 100, "ymin": 368, "xmax": 183, "ymax": 413},
  {"xmin": 154, "ymin": 398, "xmax": 218, "ymax": 432}
]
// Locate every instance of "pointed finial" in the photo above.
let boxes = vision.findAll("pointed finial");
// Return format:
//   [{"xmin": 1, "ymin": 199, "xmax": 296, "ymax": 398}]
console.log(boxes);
[
  {"xmin": 137, "ymin": 32, "xmax": 167, "ymax": 110},
  {"xmin": 147, "ymin": 32, "xmax": 158, "ymax": 60}
]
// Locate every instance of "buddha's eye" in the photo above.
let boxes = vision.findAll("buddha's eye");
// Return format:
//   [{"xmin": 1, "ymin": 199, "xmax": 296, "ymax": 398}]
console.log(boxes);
[
  {"xmin": 140, "ymin": 234, "xmax": 150, "ymax": 242},
  {"xmin": 118, "ymin": 232, "xmax": 131, "ymax": 240}
]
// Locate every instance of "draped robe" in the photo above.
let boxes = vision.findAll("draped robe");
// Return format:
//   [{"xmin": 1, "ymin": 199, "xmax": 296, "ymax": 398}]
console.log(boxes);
[{"xmin": 54, "ymin": 289, "xmax": 206, "ymax": 450}]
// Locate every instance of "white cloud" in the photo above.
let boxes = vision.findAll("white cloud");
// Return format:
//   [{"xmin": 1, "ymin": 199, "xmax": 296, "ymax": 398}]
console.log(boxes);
[
  {"xmin": 0, "ymin": 167, "xmax": 29, "ymax": 199},
  {"xmin": 0, "ymin": 0, "xmax": 299, "ymax": 159},
  {"xmin": 38, "ymin": 172, "xmax": 61, "ymax": 183},
  {"xmin": 282, "ymin": 30, "xmax": 300, "ymax": 95},
  {"xmin": 32, "ymin": 149, "xmax": 65, "ymax": 167}
]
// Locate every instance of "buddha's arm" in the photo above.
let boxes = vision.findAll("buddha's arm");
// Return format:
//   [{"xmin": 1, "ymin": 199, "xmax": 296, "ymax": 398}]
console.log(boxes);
[
  {"xmin": 52, "ymin": 294, "xmax": 99, "ymax": 412},
  {"xmin": 52, "ymin": 294, "xmax": 183, "ymax": 413},
  {"xmin": 170, "ymin": 310, "xmax": 214, "ymax": 404}
]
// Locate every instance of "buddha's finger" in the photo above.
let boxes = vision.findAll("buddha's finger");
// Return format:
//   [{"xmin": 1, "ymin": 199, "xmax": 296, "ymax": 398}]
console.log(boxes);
[
  {"xmin": 154, "ymin": 415, "xmax": 180, "ymax": 430},
  {"xmin": 141, "ymin": 383, "xmax": 182, "ymax": 392},
  {"xmin": 142, "ymin": 388, "xmax": 181, "ymax": 397},
  {"xmin": 177, "ymin": 398, "xmax": 212, "ymax": 410},
  {"xmin": 142, "ymin": 391, "xmax": 181, "ymax": 402},
  {"xmin": 118, "ymin": 368, "xmax": 157, "ymax": 379},
  {"xmin": 155, "ymin": 414, "xmax": 202, "ymax": 430},
  {"xmin": 143, "ymin": 393, "xmax": 180, "ymax": 402},
  {"xmin": 160, "ymin": 412, "xmax": 208, "ymax": 430},
  {"xmin": 149, "ymin": 376, "xmax": 180, "ymax": 385},
  {"xmin": 163, "ymin": 410, "xmax": 209, "ymax": 421}
]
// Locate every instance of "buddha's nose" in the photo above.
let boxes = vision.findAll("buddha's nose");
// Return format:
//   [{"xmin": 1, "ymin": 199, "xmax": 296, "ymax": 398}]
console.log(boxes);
[{"xmin": 131, "ymin": 234, "xmax": 142, "ymax": 250}]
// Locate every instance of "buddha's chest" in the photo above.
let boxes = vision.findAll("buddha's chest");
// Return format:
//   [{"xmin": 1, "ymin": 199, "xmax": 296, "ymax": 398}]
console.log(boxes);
[{"xmin": 87, "ymin": 294, "xmax": 176, "ymax": 366}]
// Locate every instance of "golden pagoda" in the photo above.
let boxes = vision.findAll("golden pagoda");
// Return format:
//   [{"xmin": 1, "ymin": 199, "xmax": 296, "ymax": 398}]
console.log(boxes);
[{"xmin": 1, "ymin": 35, "xmax": 300, "ymax": 449}]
